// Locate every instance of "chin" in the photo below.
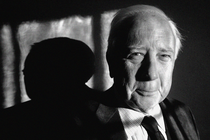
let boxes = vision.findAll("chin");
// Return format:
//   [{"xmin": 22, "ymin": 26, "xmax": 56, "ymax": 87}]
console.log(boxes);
[{"xmin": 130, "ymin": 92, "xmax": 162, "ymax": 112}]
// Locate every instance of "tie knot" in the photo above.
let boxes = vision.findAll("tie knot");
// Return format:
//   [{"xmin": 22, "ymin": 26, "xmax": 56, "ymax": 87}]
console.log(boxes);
[{"xmin": 141, "ymin": 116, "xmax": 159, "ymax": 133}]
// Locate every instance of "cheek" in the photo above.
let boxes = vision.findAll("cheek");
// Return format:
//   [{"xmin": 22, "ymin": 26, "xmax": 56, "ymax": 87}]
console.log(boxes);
[
  {"xmin": 124, "ymin": 61, "xmax": 140, "ymax": 78},
  {"xmin": 159, "ymin": 64, "xmax": 174, "ymax": 94},
  {"xmin": 124, "ymin": 61, "xmax": 141, "ymax": 86}
]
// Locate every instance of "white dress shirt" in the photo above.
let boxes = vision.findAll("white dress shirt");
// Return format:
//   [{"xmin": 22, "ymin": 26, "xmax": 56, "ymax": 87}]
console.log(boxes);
[{"xmin": 118, "ymin": 105, "xmax": 167, "ymax": 140}]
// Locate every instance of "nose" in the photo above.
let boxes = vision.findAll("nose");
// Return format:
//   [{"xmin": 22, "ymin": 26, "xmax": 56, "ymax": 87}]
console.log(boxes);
[{"xmin": 136, "ymin": 52, "xmax": 158, "ymax": 81}]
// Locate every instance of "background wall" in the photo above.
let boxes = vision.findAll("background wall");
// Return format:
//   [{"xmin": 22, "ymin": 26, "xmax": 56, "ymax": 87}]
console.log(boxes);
[{"xmin": 0, "ymin": 0, "xmax": 209, "ymax": 139}]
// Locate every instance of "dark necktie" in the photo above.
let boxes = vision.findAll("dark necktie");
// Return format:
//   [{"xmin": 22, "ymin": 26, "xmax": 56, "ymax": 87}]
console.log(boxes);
[{"xmin": 141, "ymin": 116, "xmax": 165, "ymax": 140}]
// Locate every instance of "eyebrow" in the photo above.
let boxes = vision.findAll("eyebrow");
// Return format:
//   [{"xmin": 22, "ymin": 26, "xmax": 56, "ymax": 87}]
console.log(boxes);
[
  {"xmin": 158, "ymin": 47, "xmax": 174, "ymax": 53},
  {"xmin": 127, "ymin": 45, "xmax": 175, "ymax": 56},
  {"xmin": 128, "ymin": 44, "xmax": 145, "ymax": 49},
  {"xmin": 128, "ymin": 44, "xmax": 174, "ymax": 51}
]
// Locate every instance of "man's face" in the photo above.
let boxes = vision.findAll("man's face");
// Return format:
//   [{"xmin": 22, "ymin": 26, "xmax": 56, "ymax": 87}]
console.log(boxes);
[{"xmin": 112, "ymin": 15, "xmax": 176, "ymax": 112}]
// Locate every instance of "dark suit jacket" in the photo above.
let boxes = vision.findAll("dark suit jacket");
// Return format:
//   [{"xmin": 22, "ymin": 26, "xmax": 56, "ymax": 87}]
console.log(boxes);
[
  {"xmin": 0, "ymin": 86, "xmax": 200, "ymax": 140},
  {"xmin": 92, "ymin": 86, "xmax": 200, "ymax": 140},
  {"xmin": 0, "ymin": 85, "xmax": 101, "ymax": 140}
]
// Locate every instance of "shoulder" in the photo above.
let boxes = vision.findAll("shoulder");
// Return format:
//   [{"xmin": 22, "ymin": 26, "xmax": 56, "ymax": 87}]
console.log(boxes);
[
  {"xmin": 162, "ymin": 98, "xmax": 190, "ymax": 111},
  {"xmin": 161, "ymin": 98, "xmax": 200, "ymax": 137},
  {"xmin": 0, "ymin": 101, "xmax": 38, "ymax": 139},
  {"xmin": 1, "ymin": 100, "xmax": 34, "ymax": 116},
  {"xmin": 161, "ymin": 97, "xmax": 197, "ymax": 126},
  {"xmin": 84, "ymin": 86, "xmax": 115, "ymax": 110},
  {"xmin": 160, "ymin": 98, "xmax": 199, "ymax": 140}
]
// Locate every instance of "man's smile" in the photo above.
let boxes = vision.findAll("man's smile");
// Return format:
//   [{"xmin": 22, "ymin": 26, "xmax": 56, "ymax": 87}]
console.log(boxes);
[{"xmin": 135, "ymin": 89, "xmax": 159, "ymax": 96}]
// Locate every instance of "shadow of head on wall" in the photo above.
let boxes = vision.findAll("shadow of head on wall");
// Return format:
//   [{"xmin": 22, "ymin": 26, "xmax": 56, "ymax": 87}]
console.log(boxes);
[{"xmin": 23, "ymin": 37, "xmax": 95, "ymax": 101}]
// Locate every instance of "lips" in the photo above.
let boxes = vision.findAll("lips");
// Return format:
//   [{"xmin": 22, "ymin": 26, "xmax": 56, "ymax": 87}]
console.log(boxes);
[
  {"xmin": 135, "ymin": 89, "xmax": 158, "ymax": 97},
  {"xmin": 135, "ymin": 80, "xmax": 160, "ymax": 95}
]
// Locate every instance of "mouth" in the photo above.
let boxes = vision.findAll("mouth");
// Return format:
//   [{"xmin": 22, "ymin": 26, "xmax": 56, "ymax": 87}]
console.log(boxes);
[
  {"xmin": 135, "ymin": 89, "xmax": 158, "ymax": 96},
  {"xmin": 134, "ymin": 80, "xmax": 160, "ymax": 96}
]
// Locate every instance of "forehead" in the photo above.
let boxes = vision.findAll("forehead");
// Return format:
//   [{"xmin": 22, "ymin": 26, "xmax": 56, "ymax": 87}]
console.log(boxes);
[{"xmin": 126, "ymin": 14, "xmax": 175, "ymax": 50}]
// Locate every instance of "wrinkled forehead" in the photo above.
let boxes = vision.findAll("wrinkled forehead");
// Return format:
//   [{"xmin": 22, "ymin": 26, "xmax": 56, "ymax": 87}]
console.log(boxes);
[{"xmin": 126, "ymin": 13, "xmax": 175, "ymax": 48}]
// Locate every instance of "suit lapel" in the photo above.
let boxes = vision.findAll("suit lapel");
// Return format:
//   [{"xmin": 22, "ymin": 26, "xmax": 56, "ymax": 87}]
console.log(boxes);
[
  {"xmin": 160, "ymin": 98, "xmax": 200, "ymax": 140},
  {"xmin": 96, "ymin": 104, "xmax": 127, "ymax": 140},
  {"xmin": 160, "ymin": 100, "xmax": 184, "ymax": 140},
  {"xmin": 96, "ymin": 104, "xmax": 117, "ymax": 124}
]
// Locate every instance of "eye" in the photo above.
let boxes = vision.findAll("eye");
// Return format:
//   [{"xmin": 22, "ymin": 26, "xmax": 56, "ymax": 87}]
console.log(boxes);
[
  {"xmin": 125, "ymin": 52, "xmax": 144, "ymax": 62},
  {"xmin": 158, "ymin": 54, "xmax": 171, "ymax": 62}
]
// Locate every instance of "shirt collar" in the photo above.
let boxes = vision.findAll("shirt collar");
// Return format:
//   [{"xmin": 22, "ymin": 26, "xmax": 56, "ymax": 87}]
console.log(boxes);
[{"xmin": 118, "ymin": 104, "xmax": 165, "ymax": 137}]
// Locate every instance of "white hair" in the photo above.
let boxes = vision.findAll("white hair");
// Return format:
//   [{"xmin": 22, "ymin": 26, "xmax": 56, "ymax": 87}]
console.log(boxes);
[{"xmin": 107, "ymin": 5, "xmax": 182, "ymax": 61}]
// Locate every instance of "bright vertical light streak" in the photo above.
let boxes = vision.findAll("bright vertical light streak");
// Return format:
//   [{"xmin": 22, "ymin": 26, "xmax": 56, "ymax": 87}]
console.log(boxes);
[
  {"xmin": 1, "ymin": 25, "xmax": 15, "ymax": 108},
  {"xmin": 100, "ymin": 10, "xmax": 117, "ymax": 90}
]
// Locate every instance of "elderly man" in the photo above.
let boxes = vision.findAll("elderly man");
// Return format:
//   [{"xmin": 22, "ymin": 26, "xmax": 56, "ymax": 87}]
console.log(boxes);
[{"xmin": 94, "ymin": 5, "xmax": 200, "ymax": 140}]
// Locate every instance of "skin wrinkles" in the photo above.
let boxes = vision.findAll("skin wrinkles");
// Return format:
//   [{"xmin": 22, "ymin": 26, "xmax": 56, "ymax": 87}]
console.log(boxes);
[
  {"xmin": 113, "ymin": 13, "xmax": 176, "ymax": 113},
  {"xmin": 127, "ymin": 14, "xmax": 171, "ymax": 48}
]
